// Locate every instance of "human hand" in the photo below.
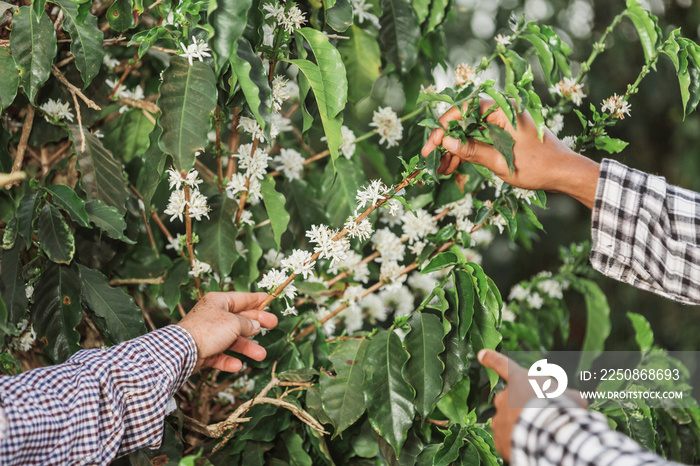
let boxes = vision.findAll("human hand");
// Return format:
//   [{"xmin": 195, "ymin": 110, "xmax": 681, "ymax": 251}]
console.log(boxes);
[
  {"xmin": 478, "ymin": 349, "xmax": 587, "ymax": 462},
  {"xmin": 176, "ymin": 292, "xmax": 278, "ymax": 372},
  {"xmin": 420, "ymin": 100, "xmax": 600, "ymax": 208}
]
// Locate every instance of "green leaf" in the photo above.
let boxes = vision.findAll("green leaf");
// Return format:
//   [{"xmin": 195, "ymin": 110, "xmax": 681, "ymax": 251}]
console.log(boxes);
[
  {"xmin": 420, "ymin": 251, "xmax": 459, "ymax": 274},
  {"xmin": 9, "ymin": 6, "xmax": 57, "ymax": 102},
  {"xmin": 337, "ymin": 25, "xmax": 381, "ymax": 104},
  {"xmin": 16, "ymin": 191, "xmax": 39, "ymax": 249},
  {"xmin": 363, "ymin": 329, "xmax": 415, "ymax": 456},
  {"xmin": 326, "ymin": 0, "xmax": 353, "ymax": 32},
  {"xmin": 454, "ymin": 269, "xmax": 475, "ymax": 339},
  {"xmin": 136, "ymin": 124, "xmax": 166, "ymax": 210},
  {"xmin": 230, "ymin": 38, "xmax": 271, "ymax": 139},
  {"xmin": 469, "ymin": 283, "xmax": 502, "ymax": 390},
  {"xmin": 522, "ymin": 28, "xmax": 554, "ymax": 87},
  {"xmin": 37, "ymin": 204, "xmax": 75, "ymax": 264},
  {"xmin": 320, "ymin": 337, "xmax": 369, "ymax": 435},
  {"xmin": 624, "ymin": 0, "xmax": 661, "ymax": 65},
  {"xmin": 0, "ymin": 243, "xmax": 28, "ymax": 324},
  {"xmin": 483, "ymin": 89, "xmax": 517, "ymax": 127},
  {"xmin": 485, "ymin": 122, "xmax": 515, "ymax": 173},
  {"xmin": 412, "ymin": 0, "xmax": 429, "ymax": 23},
  {"xmin": 260, "ymin": 176, "xmax": 290, "ymax": 250},
  {"xmin": 207, "ymin": 0, "xmax": 252, "ymax": 74},
  {"xmin": 678, "ymin": 38, "xmax": 700, "ymax": 117},
  {"xmin": 285, "ymin": 179, "xmax": 329, "ymax": 238},
  {"xmin": 32, "ymin": 263, "xmax": 82, "ymax": 363},
  {"xmin": 0, "ymin": 48, "xmax": 19, "ymax": 109},
  {"xmin": 77, "ymin": 264, "xmax": 145, "ymax": 343},
  {"xmin": 321, "ymin": 158, "xmax": 363, "ymax": 227},
  {"xmin": 437, "ymin": 378, "xmax": 471, "ymax": 425},
  {"xmin": 71, "ymin": 126, "xmax": 129, "ymax": 215},
  {"xmin": 0, "ymin": 1, "xmax": 13, "ymax": 16},
  {"xmin": 441, "ymin": 289, "xmax": 468, "ymax": 396},
  {"xmin": 627, "ymin": 312, "xmax": 654, "ymax": 354},
  {"xmin": 404, "ymin": 312, "xmax": 444, "ymax": 420},
  {"xmin": 571, "ymin": 278, "xmax": 611, "ymax": 372},
  {"xmin": 103, "ymin": 109, "xmax": 155, "ymax": 162},
  {"xmin": 594, "ymin": 136, "xmax": 629, "ymax": 154},
  {"xmin": 426, "ymin": 0, "xmax": 448, "ymax": 33},
  {"xmin": 434, "ymin": 425, "xmax": 469, "ymax": 466},
  {"xmin": 379, "ymin": 0, "xmax": 420, "ymax": 74},
  {"xmin": 55, "ymin": 0, "xmax": 103, "ymax": 88},
  {"xmin": 282, "ymin": 432, "xmax": 313, "ymax": 466},
  {"xmin": 162, "ymin": 259, "xmax": 190, "ymax": 312},
  {"xmin": 158, "ymin": 57, "xmax": 218, "ymax": 172},
  {"xmin": 85, "ymin": 199, "xmax": 135, "ymax": 244},
  {"xmin": 43, "ymin": 184, "xmax": 90, "ymax": 228},
  {"xmin": 106, "ymin": 0, "xmax": 135, "ymax": 32},
  {"xmin": 196, "ymin": 194, "xmax": 238, "ymax": 278}
]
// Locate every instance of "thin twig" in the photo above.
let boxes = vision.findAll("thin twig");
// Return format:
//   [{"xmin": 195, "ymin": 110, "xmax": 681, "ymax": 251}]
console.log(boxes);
[
  {"xmin": 55, "ymin": 55, "xmax": 75, "ymax": 68},
  {"xmin": 234, "ymin": 139, "xmax": 259, "ymax": 226},
  {"xmin": 183, "ymin": 184, "xmax": 203, "ymax": 299},
  {"xmin": 141, "ymin": 109, "xmax": 156, "ymax": 125},
  {"xmin": 51, "ymin": 65, "xmax": 101, "ymax": 110},
  {"xmin": 110, "ymin": 277, "xmax": 165, "ymax": 286},
  {"xmin": 145, "ymin": 0, "xmax": 165, "ymax": 13},
  {"xmin": 226, "ymin": 109, "xmax": 241, "ymax": 179},
  {"xmin": 6, "ymin": 106, "xmax": 35, "ymax": 189},
  {"xmin": 108, "ymin": 56, "xmax": 138, "ymax": 101},
  {"xmin": 70, "ymin": 91, "xmax": 86, "ymax": 152},
  {"xmin": 118, "ymin": 97, "xmax": 160, "ymax": 114}
]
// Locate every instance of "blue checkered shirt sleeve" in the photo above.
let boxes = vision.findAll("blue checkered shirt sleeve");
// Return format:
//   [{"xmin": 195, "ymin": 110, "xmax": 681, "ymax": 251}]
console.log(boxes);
[
  {"xmin": 511, "ymin": 158, "xmax": 700, "ymax": 465},
  {"xmin": 590, "ymin": 158, "xmax": 700, "ymax": 305},
  {"xmin": 0, "ymin": 325, "xmax": 197, "ymax": 464}
]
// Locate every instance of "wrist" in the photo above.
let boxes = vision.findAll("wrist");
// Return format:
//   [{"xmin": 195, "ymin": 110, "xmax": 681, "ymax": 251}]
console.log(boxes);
[{"xmin": 547, "ymin": 149, "xmax": 600, "ymax": 209}]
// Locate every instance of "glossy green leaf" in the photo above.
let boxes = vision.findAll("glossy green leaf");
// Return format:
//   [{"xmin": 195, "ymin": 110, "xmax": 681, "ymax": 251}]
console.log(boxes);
[
  {"xmin": 208, "ymin": 0, "xmax": 252, "ymax": 74},
  {"xmin": 319, "ymin": 337, "xmax": 368, "ymax": 435},
  {"xmin": 379, "ymin": 0, "xmax": 420, "ymax": 74},
  {"xmin": 37, "ymin": 204, "xmax": 75, "ymax": 264},
  {"xmin": 162, "ymin": 259, "xmax": 190, "ymax": 312},
  {"xmin": 326, "ymin": 0, "xmax": 353, "ymax": 32},
  {"xmin": 469, "ymin": 285, "xmax": 502, "ymax": 390},
  {"xmin": 363, "ymin": 329, "xmax": 415, "ymax": 456},
  {"xmin": 158, "ymin": 58, "xmax": 217, "ymax": 172},
  {"xmin": 571, "ymin": 278, "xmax": 611, "ymax": 372},
  {"xmin": 404, "ymin": 312, "xmax": 444, "ymax": 420},
  {"xmin": 434, "ymin": 425, "xmax": 469, "ymax": 466},
  {"xmin": 55, "ymin": 0, "xmax": 104, "ymax": 88},
  {"xmin": 441, "ymin": 288, "xmax": 468, "ymax": 396},
  {"xmin": 284, "ymin": 179, "xmax": 329, "ymax": 239},
  {"xmin": 337, "ymin": 25, "xmax": 381, "ymax": 103},
  {"xmin": 678, "ymin": 38, "xmax": 700, "ymax": 116},
  {"xmin": 321, "ymin": 158, "xmax": 364, "ymax": 227},
  {"xmin": 9, "ymin": 6, "xmax": 57, "ymax": 102},
  {"xmin": 628, "ymin": 312, "xmax": 654, "ymax": 354},
  {"xmin": 85, "ymin": 199, "xmax": 134, "ymax": 244},
  {"xmin": 71, "ymin": 126, "xmax": 129, "ymax": 215},
  {"xmin": 32, "ymin": 263, "xmax": 82, "ymax": 363},
  {"xmin": 420, "ymin": 251, "xmax": 459, "ymax": 274},
  {"xmin": 454, "ymin": 269, "xmax": 475, "ymax": 339},
  {"xmin": 437, "ymin": 378, "xmax": 471, "ymax": 425},
  {"xmin": 624, "ymin": 0, "xmax": 661, "ymax": 65},
  {"xmin": 103, "ymin": 109, "xmax": 155, "ymax": 162},
  {"xmin": 135, "ymin": 124, "xmax": 166, "ymax": 210},
  {"xmin": 282, "ymin": 432, "xmax": 313, "ymax": 466},
  {"xmin": 196, "ymin": 194, "xmax": 238, "ymax": 278},
  {"xmin": 0, "ymin": 243, "xmax": 28, "ymax": 324},
  {"xmin": 78, "ymin": 264, "xmax": 145, "ymax": 343},
  {"xmin": 426, "ymin": 0, "xmax": 449, "ymax": 33},
  {"xmin": 106, "ymin": 0, "xmax": 135, "ymax": 32},
  {"xmin": 43, "ymin": 184, "xmax": 90, "ymax": 228},
  {"xmin": 522, "ymin": 29, "xmax": 554, "ymax": 86},
  {"xmin": 230, "ymin": 38, "xmax": 271, "ymax": 139},
  {"xmin": 16, "ymin": 191, "xmax": 39, "ymax": 249},
  {"xmin": 260, "ymin": 176, "xmax": 290, "ymax": 250},
  {"xmin": 485, "ymin": 122, "xmax": 515, "ymax": 174},
  {"xmin": 0, "ymin": 48, "xmax": 19, "ymax": 109},
  {"xmin": 594, "ymin": 136, "xmax": 629, "ymax": 154},
  {"xmin": 412, "ymin": 0, "xmax": 429, "ymax": 23}
]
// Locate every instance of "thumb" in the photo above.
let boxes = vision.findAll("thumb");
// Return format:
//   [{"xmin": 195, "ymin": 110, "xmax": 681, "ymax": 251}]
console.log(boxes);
[{"xmin": 478, "ymin": 349, "xmax": 517, "ymax": 383}]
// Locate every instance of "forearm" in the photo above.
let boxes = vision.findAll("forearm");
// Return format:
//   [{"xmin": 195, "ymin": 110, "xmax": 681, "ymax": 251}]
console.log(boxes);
[
  {"xmin": 544, "ymin": 148, "xmax": 600, "ymax": 209},
  {"xmin": 511, "ymin": 398, "xmax": 682, "ymax": 466},
  {"xmin": 0, "ymin": 325, "xmax": 197, "ymax": 464}
]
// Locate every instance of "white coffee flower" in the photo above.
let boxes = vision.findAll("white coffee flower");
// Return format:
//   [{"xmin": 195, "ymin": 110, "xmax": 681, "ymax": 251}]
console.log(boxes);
[
  {"xmin": 538, "ymin": 279, "xmax": 564, "ymax": 300},
  {"xmin": 25, "ymin": 284, "xmax": 34, "ymax": 301},
  {"xmin": 370, "ymin": 107, "xmax": 403, "ymax": 148},
  {"xmin": 281, "ymin": 249, "xmax": 316, "ymax": 279},
  {"xmin": 283, "ymin": 306, "xmax": 298, "ymax": 316},
  {"xmin": 262, "ymin": 2, "xmax": 285, "ymax": 21},
  {"xmin": 513, "ymin": 187, "xmax": 537, "ymax": 204},
  {"xmin": 270, "ymin": 112, "xmax": 293, "ymax": 134},
  {"xmin": 546, "ymin": 114, "xmax": 565, "ymax": 136},
  {"xmin": 315, "ymin": 306, "xmax": 336, "ymax": 336},
  {"xmin": 225, "ymin": 173, "xmax": 249, "ymax": 199},
  {"xmin": 239, "ymin": 210, "xmax": 255, "ymax": 227},
  {"xmin": 238, "ymin": 117, "xmax": 265, "ymax": 142},
  {"xmin": 562, "ymin": 135, "xmax": 577, "ymax": 150},
  {"xmin": 601, "ymin": 93, "xmax": 631, "ymax": 119},
  {"xmin": 280, "ymin": 4, "xmax": 306, "ymax": 32},
  {"xmin": 10, "ymin": 319, "xmax": 36, "ymax": 352},
  {"xmin": 371, "ymin": 227, "xmax": 405, "ymax": 263},
  {"xmin": 236, "ymin": 143, "xmax": 270, "ymax": 179},
  {"xmin": 40, "ymin": 99, "xmax": 74, "ymax": 123},
  {"xmin": 178, "ymin": 37, "xmax": 212, "ymax": 65},
  {"xmin": 471, "ymin": 228, "xmax": 494, "ymax": 246},
  {"xmin": 264, "ymin": 249, "xmax": 285, "ymax": 268},
  {"xmin": 528, "ymin": 291, "xmax": 544, "ymax": 309},
  {"xmin": 259, "ymin": 268, "xmax": 288, "ymax": 290},
  {"xmin": 380, "ymin": 285, "xmax": 413, "ymax": 317},
  {"xmin": 356, "ymin": 179, "xmax": 389, "ymax": 209},
  {"xmin": 489, "ymin": 214, "xmax": 507, "ymax": 234},
  {"xmin": 103, "ymin": 54, "xmax": 120, "ymax": 69},
  {"xmin": 216, "ymin": 389, "xmax": 236, "ymax": 404},
  {"xmin": 350, "ymin": 0, "xmax": 380, "ymax": 28},
  {"xmin": 263, "ymin": 24, "xmax": 276, "ymax": 46},
  {"xmin": 401, "ymin": 208, "xmax": 438, "ymax": 244},
  {"xmin": 362, "ymin": 294, "xmax": 387, "ymax": 323},
  {"xmin": 189, "ymin": 258, "xmax": 212, "ymax": 278},
  {"xmin": 550, "ymin": 77, "xmax": 586, "ymax": 106},
  {"xmin": 166, "ymin": 233, "xmax": 185, "ymax": 253},
  {"xmin": 343, "ymin": 285, "xmax": 365, "ymax": 303},
  {"xmin": 380, "ymin": 261, "xmax": 404, "ymax": 284},
  {"xmin": 508, "ymin": 283, "xmax": 529, "ymax": 301},
  {"xmin": 273, "ymin": 148, "xmax": 305, "ymax": 180},
  {"xmin": 188, "ymin": 190, "xmax": 210, "ymax": 221},
  {"xmin": 344, "ymin": 218, "xmax": 373, "ymax": 241},
  {"xmin": 344, "ymin": 304, "xmax": 364, "ymax": 334},
  {"xmin": 340, "ymin": 126, "xmax": 357, "ymax": 159},
  {"xmin": 272, "ymin": 75, "xmax": 292, "ymax": 112},
  {"xmin": 408, "ymin": 241, "xmax": 426, "ymax": 256},
  {"xmin": 494, "ymin": 33, "xmax": 513, "ymax": 45},
  {"xmin": 502, "ymin": 306, "xmax": 517, "ymax": 323},
  {"xmin": 164, "ymin": 189, "xmax": 187, "ymax": 222},
  {"xmin": 454, "ymin": 63, "xmax": 478, "ymax": 88}
]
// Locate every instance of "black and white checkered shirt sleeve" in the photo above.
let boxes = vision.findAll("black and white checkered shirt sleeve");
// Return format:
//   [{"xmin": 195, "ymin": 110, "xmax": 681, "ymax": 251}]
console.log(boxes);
[
  {"xmin": 511, "ymin": 397, "xmax": 683, "ymax": 466},
  {"xmin": 590, "ymin": 158, "xmax": 700, "ymax": 305},
  {"xmin": 0, "ymin": 325, "xmax": 197, "ymax": 464}
]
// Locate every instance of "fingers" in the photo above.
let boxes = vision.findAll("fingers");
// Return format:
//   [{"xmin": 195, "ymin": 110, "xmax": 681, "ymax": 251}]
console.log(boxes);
[
  {"xmin": 478, "ymin": 349, "xmax": 513, "ymax": 383},
  {"xmin": 444, "ymin": 154, "xmax": 461, "ymax": 175},
  {"xmin": 230, "ymin": 314, "xmax": 260, "ymax": 337},
  {"xmin": 237, "ymin": 309, "xmax": 279, "ymax": 330},
  {"xmin": 229, "ymin": 337, "xmax": 267, "ymax": 361},
  {"xmin": 421, "ymin": 127, "xmax": 444, "ymax": 157},
  {"xmin": 204, "ymin": 353, "xmax": 244, "ymax": 373},
  {"xmin": 208, "ymin": 291, "xmax": 269, "ymax": 313}
]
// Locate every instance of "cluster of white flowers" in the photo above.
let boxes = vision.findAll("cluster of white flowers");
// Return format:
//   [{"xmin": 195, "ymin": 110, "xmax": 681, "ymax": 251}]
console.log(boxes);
[
  {"xmin": 259, "ymin": 268, "xmax": 297, "ymax": 299},
  {"xmin": 189, "ymin": 258, "xmax": 212, "ymax": 278},
  {"xmin": 40, "ymin": 99, "xmax": 74, "ymax": 123},
  {"xmin": 494, "ymin": 34, "xmax": 513, "ymax": 46},
  {"xmin": 370, "ymin": 107, "xmax": 403, "ymax": 148},
  {"xmin": 340, "ymin": 126, "xmax": 357, "ymax": 159},
  {"xmin": 273, "ymin": 148, "xmax": 305, "ymax": 180},
  {"xmin": 315, "ymin": 306, "xmax": 336, "ymax": 335},
  {"xmin": 102, "ymin": 54, "xmax": 120, "ymax": 69},
  {"xmin": 306, "ymin": 224, "xmax": 350, "ymax": 268},
  {"xmin": 216, "ymin": 388, "xmax": 236, "ymax": 405},
  {"xmin": 454, "ymin": 63, "xmax": 478, "ymax": 88},
  {"xmin": 281, "ymin": 249, "xmax": 316, "ymax": 279},
  {"xmin": 356, "ymin": 179, "xmax": 389, "ymax": 209},
  {"xmin": 401, "ymin": 208, "xmax": 438, "ymax": 245},
  {"xmin": 164, "ymin": 168, "xmax": 210, "ymax": 222},
  {"xmin": 509, "ymin": 272, "xmax": 568, "ymax": 310},
  {"xmin": 178, "ymin": 37, "xmax": 212, "ymax": 66},
  {"xmin": 344, "ymin": 218, "xmax": 373, "ymax": 241},
  {"xmin": 444, "ymin": 196, "xmax": 474, "ymax": 232},
  {"xmin": 350, "ymin": 0, "xmax": 380, "ymax": 29},
  {"xmin": 272, "ymin": 75, "xmax": 293, "ymax": 112},
  {"xmin": 562, "ymin": 135, "xmax": 577, "ymax": 150},
  {"xmin": 263, "ymin": 2, "xmax": 306, "ymax": 33},
  {"xmin": 238, "ymin": 116, "xmax": 265, "ymax": 142},
  {"xmin": 226, "ymin": 143, "xmax": 271, "ymax": 205},
  {"xmin": 326, "ymin": 250, "xmax": 370, "ymax": 283},
  {"xmin": 601, "ymin": 94, "xmax": 631, "ymax": 120},
  {"xmin": 546, "ymin": 114, "xmax": 565, "ymax": 136},
  {"xmin": 264, "ymin": 249, "xmax": 285, "ymax": 268},
  {"xmin": 10, "ymin": 319, "xmax": 36, "ymax": 353},
  {"xmin": 371, "ymin": 227, "xmax": 405, "ymax": 263},
  {"xmin": 550, "ymin": 77, "xmax": 586, "ymax": 106},
  {"xmin": 489, "ymin": 214, "xmax": 507, "ymax": 234},
  {"xmin": 379, "ymin": 285, "xmax": 414, "ymax": 317},
  {"xmin": 25, "ymin": 284, "xmax": 34, "ymax": 301},
  {"xmin": 513, "ymin": 187, "xmax": 537, "ymax": 204}
]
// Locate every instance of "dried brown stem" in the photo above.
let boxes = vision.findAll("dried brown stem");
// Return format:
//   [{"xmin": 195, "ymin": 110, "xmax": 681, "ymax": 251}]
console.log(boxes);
[
  {"xmin": 6, "ymin": 106, "xmax": 35, "ymax": 189},
  {"xmin": 108, "ymin": 56, "xmax": 138, "ymax": 101},
  {"xmin": 183, "ymin": 184, "xmax": 203, "ymax": 299},
  {"xmin": 226, "ymin": 108, "xmax": 241, "ymax": 179},
  {"xmin": 70, "ymin": 91, "xmax": 86, "ymax": 152},
  {"xmin": 233, "ymin": 139, "xmax": 259, "ymax": 226},
  {"xmin": 215, "ymin": 106, "xmax": 224, "ymax": 192},
  {"xmin": 118, "ymin": 97, "xmax": 160, "ymax": 114},
  {"xmin": 55, "ymin": 55, "xmax": 75, "ymax": 68},
  {"xmin": 51, "ymin": 65, "xmax": 101, "ymax": 110},
  {"xmin": 109, "ymin": 277, "xmax": 165, "ymax": 286}
]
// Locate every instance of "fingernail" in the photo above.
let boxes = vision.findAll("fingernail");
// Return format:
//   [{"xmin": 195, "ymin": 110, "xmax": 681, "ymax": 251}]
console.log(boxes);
[
  {"xmin": 477, "ymin": 349, "xmax": 487, "ymax": 362},
  {"xmin": 443, "ymin": 137, "xmax": 458, "ymax": 152},
  {"xmin": 252, "ymin": 320, "xmax": 260, "ymax": 331}
]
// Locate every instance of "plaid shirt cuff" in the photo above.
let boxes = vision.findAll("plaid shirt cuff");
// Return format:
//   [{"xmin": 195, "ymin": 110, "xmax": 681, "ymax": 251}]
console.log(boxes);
[
  {"xmin": 591, "ymin": 159, "xmax": 700, "ymax": 305},
  {"xmin": 137, "ymin": 325, "xmax": 198, "ymax": 397},
  {"xmin": 511, "ymin": 397, "xmax": 678, "ymax": 466}
]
